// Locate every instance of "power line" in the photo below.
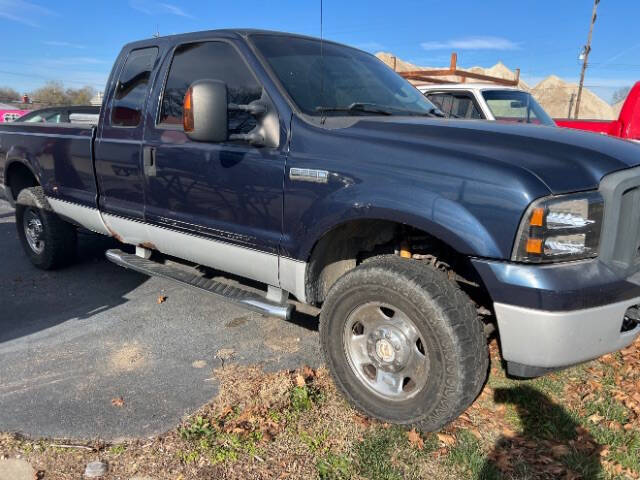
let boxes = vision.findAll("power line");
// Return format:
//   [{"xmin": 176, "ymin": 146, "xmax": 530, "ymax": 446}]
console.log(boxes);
[{"xmin": 0, "ymin": 69, "xmax": 105, "ymax": 88}]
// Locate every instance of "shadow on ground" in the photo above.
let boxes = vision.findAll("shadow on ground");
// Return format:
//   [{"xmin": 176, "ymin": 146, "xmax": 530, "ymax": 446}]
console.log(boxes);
[
  {"xmin": 0, "ymin": 220, "xmax": 147, "ymax": 344},
  {"xmin": 479, "ymin": 385, "xmax": 602, "ymax": 479}
]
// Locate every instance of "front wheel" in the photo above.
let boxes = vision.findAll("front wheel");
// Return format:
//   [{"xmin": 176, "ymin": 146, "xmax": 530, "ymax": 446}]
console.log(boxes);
[
  {"xmin": 15, "ymin": 187, "xmax": 77, "ymax": 270},
  {"xmin": 320, "ymin": 255, "xmax": 488, "ymax": 432}
]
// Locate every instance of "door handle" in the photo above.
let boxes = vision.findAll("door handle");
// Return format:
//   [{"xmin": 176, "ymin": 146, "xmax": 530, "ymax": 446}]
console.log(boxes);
[{"xmin": 143, "ymin": 146, "xmax": 156, "ymax": 177}]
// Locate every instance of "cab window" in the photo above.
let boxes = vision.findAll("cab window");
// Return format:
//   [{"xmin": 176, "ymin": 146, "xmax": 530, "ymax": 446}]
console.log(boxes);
[
  {"xmin": 159, "ymin": 41, "xmax": 262, "ymax": 134},
  {"xmin": 426, "ymin": 92, "xmax": 483, "ymax": 119},
  {"xmin": 111, "ymin": 47, "xmax": 158, "ymax": 127}
]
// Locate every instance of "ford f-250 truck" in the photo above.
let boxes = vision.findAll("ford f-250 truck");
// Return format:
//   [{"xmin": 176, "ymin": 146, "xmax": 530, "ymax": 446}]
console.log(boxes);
[{"xmin": 2, "ymin": 30, "xmax": 640, "ymax": 432}]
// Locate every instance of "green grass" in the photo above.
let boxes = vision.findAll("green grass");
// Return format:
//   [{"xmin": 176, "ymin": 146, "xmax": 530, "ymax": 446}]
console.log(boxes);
[
  {"xmin": 562, "ymin": 449, "xmax": 606, "ymax": 480},
  {"xmin": 317, "ymin": 452, "xmax": 352, "ymax": 480},
  {"xmin": 489, "ymin": 383, "xmax": 581, "ymax": 442},
  {"xmin": 290, "ymin": 384, "xmax": 325, "ymax": 413},
  {"xmin": 177, "ymin": 414, "xmax": 263, "ymax": 465},
  {"xmin": 354, "ymin": 426, "xmax": 406, "ymax": 480},
  {"xmin": 447, "ymin": 430, "xmax": 501, "ymax": 480},
  {"xmin": 108, "ymin": 444, "xmax": 126, "ymax": 455},
  {"xmin": 300, "ymin": 428, "xmax": 329, "ymax": 453}
]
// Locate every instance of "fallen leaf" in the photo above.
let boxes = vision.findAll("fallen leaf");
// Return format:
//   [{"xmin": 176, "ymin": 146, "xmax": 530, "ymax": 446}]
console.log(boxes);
[
  {"xmin": 111, "ymin": 397, "xmax": 124, "ymax": 408},
  {"xmin": 436, "ymin": 433, "xmax": 456, "ymax": 446},
  {"xmin": 608, "ymin": 421, "xmax": 623, "ymax": 431},
  {"xmin": 302, "ymin": 365, "xmax": 316, "ymax": 379},
  {"xmin": 353, "ymin": 414, "xmax": 371, "ymax": 428},
  {"xmin": 157, "ymin": 295, "xmax": 167, "ymax": 304},
  {"xmin": 407, "ymin": 429, "xmax": 424, "ymax": 450},
  {"xmin": 551, "ymin": 444, "xmax": 570, "ymax": 458},
  {"xmin": 588, "ymin": 413, "xmax": 604, "ymax": 424}
]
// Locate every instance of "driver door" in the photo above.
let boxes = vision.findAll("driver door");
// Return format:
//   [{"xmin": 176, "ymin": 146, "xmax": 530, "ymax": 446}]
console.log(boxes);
[{"xmin": 141, "ymin": 40, "xmax": 285, "ymax": 285}]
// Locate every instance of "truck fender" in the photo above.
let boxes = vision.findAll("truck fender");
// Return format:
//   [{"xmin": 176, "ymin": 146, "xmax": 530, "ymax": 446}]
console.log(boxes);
[{"xmin": 296, "ymin": 188, "xmax": 504, "ymax": 261}]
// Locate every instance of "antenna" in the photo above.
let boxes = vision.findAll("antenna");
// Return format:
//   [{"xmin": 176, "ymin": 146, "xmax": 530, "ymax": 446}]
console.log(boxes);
[{"xmin": 319, "ymin": 0, "xmax": 325, "ymax": 124}]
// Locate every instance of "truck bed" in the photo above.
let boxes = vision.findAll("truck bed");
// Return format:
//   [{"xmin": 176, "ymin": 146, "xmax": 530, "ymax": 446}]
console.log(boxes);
[{"xmin": 0, "ymin": 122, "xmax": 98, "ymax": 208}]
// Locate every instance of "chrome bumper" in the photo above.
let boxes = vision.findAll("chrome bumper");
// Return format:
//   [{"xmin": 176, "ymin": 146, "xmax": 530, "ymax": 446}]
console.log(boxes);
[{"xmin": 495, "ymin": 297, "xmax": 640, "ymax": 369}]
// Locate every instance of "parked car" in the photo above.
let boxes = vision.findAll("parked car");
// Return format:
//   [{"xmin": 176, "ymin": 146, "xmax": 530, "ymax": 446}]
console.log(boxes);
[
  {"xmin": 417, "ymin": 83, "xmax": 556, "ymax": 125},
  {"xmin": 2, "ymin": 29, "xmax": 640, "ymax": 432},
  {"xmin": 15, "ymin": 105, "xmax": 100, "ymax": 124},
  {"xmin": 556, "ymin": 82, "xmax": 640, "ymax": 143},
  {"xmin": 0, "ymin": 109, "xmax": 30, "ymax": 123}
]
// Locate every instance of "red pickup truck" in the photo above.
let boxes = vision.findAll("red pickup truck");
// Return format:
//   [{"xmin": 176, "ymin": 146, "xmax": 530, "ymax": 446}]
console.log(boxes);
[{"xmin": 556, "ymin": 82, "xmax": 640, "ymax": 142}]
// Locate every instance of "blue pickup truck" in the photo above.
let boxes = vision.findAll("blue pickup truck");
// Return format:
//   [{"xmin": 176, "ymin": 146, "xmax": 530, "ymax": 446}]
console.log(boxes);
[{"xmin": 1, "ymin": 29, "xmax": 640, "ymax": 432}]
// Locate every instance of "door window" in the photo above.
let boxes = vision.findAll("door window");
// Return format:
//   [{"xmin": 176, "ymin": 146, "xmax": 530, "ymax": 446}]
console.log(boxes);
[
  {"xmin": 426, "ymin": 92, "xmax": 483, "ymax": 119},
  {"xmin": 111, "ymin": 47, "xmax": 158, "ymax": 127},
  {"xmin": 158, "ymin": 41, "xmax": 262, "ymax": 134}
]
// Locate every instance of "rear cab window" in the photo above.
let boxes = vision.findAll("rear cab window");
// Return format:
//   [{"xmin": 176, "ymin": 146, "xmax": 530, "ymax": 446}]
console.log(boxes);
[
  {"xmin": 426, "ymin": 92, "xmax": 483, "ymax": 119},
  {"xmin": 158, "ymin": 41, "xmax": 262, "ymax": 135},
  {"xmin": 111, "ymin": 47, "xmax": 159, "ymax": 127}
]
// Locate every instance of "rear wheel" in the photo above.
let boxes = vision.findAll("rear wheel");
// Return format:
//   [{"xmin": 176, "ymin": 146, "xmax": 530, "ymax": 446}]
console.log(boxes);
[
  {"xmin": 15, "ymin": 187, "xmax": 77, "ymax": 270},
  {"xmin": 320, "ymin": 255, "xmax": 488, "ymax": 432}
]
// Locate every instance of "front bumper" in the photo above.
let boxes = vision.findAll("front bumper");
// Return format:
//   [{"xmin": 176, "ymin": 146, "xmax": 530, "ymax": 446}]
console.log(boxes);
[
  {"xmin": 494, "ymin": 298, "xmax": 640, "ymax": 373},
  {"xmin": 472, "ymin": 257, "xmax": 640, "ymax": 376}
]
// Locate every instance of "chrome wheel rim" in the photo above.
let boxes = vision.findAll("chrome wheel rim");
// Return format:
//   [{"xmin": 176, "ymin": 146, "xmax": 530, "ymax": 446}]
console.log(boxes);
[
  {"xmin": 343, "ymin": 302, "xmax": 429, "ymax": 401},
  {"xmin": 23, "ymin": 208, "xmax": 45, "ymax": 254}
]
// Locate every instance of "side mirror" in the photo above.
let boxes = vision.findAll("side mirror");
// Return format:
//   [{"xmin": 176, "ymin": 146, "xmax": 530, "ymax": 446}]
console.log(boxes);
[{"xmin": 183, "ymin": 79, "xmax": 228, "ymax": 142}]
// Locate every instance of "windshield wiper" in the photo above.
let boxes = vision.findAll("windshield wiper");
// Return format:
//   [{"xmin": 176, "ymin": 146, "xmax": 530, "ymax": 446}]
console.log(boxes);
[
  {"xmin": 316, "ymin": 102, "xmax": 393, "ymax": 116},
  {"xmin": 426, "ymin": 107, "xmax": 446, "ymax": 118}
]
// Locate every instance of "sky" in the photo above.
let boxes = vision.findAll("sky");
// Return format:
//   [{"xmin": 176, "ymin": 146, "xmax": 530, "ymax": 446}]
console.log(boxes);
[{"xmin": 0, "ymin": 0, "xmax": 638, "ymax": 103}]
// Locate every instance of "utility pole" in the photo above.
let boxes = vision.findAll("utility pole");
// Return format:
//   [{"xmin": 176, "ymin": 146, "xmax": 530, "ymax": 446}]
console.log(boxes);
[
  {"xmin": 567, "ymin": 93, "xmax": 576, "ymax": 118},
  {"xmin": 575, "ymin": 0, "xmax": 600, "ymax": 119}
]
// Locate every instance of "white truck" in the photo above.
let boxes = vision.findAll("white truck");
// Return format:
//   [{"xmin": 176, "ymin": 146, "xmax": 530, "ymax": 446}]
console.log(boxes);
[{"xmin": 417, "ymin": 83, "xmax": 556, "ymax": 126}]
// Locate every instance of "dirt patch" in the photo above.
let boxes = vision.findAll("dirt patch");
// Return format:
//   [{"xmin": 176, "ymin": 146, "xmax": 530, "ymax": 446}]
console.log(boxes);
[
  {"xmin": 225, "ymin": 315, "xmax": 250, "ymax": 328},
  {"xmin": 191, "ymin": 360, "xmax": 207, "ymax": 369},
  {"xmin": 264, "ymin": 336, "xmax": 301, "ymax": 353},
  {"xmin": 108, "ymin": 343, "xmax": 146, "ymax": 373}
]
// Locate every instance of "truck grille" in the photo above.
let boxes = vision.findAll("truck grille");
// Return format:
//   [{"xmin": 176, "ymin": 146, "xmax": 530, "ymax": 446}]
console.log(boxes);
[{"xmin": 599, "ymin": 167, "xmax": 640, "ymax": 272}]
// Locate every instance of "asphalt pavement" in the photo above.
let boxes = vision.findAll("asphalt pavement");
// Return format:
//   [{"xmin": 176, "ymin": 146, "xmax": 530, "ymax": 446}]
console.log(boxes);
[{"xmin": 0, "ymin": 198, "xmax": 321, "ymax": 441}]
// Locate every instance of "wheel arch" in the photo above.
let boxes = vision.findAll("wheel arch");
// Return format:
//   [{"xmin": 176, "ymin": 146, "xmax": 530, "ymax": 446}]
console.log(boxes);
[
  {"xmin": 303, "ymin": 209, "xmax": 497, "ymax": 307},
  {"xmin": 4, "ymin": 158, "xmax": 41, "ymax": 205}
]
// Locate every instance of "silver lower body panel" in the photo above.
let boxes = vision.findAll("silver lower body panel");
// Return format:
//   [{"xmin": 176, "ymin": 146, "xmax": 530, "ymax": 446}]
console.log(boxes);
[{"xmin": 495, "ymin": 298, "xmax": 640, "ymax": 368}]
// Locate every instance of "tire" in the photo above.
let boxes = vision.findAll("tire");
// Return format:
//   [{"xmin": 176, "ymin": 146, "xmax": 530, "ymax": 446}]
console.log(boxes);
[
  {"xmin": 320, "ymin": 255, "xmax": 488, "ymax": 432},
  {"xmin": 15, "ymin": 187, "xmax": 77, "ymax": 270}
]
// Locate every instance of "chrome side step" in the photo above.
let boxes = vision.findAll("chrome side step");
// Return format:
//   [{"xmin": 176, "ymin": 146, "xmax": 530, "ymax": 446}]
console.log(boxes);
[{"xmin": 105, "ymin": 249, "xmax": 293, "ymax": 320}]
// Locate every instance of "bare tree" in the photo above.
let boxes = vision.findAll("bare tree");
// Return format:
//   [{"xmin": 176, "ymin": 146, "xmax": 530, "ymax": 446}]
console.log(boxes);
[
  {"xmin": 30, "ymin": 82, "xmax": 96, "ymax": 106},
  {"xmin": 66, "ymin": 86, "xmax": 95, "ymax": 105},
  {"xmin": 31, "ymin": 81, "xmax": 69, "ymax": 105},
  {"xmin": 0, "ymin": 86, "xmax": 20, "ymax": 102},
  {"xmin": 612, "ymin": 86, "xmax": 631, "ymax": 105}
]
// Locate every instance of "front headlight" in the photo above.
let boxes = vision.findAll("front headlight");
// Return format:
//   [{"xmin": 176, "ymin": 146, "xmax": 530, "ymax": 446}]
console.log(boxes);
[{"xmin": 512, "ymin": 192, "xmax": 604, "ymax": 263}]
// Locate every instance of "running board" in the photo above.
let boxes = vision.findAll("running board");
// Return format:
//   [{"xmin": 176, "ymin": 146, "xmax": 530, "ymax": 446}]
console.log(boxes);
[{"xmin": 105, "ymin": 249, "xmax": 293, "ymax": 320}]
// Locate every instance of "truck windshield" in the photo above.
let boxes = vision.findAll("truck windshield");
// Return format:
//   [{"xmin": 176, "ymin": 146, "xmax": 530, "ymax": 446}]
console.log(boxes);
[
  {"xmin": 250, "ymin": 34, "xmax": 437, "ymax": 117},
  {"xmin": 481, "ymin": 90, "xmax": 555, "ymax": 126}
]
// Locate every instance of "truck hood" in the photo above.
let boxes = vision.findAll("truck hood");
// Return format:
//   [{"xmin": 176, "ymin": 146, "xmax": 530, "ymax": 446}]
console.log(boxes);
[{"xmin": 330, "ymin": 117, "xmax": 640, "ymax": 194}]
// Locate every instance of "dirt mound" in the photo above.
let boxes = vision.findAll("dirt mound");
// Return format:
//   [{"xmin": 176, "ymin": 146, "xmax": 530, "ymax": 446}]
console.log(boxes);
[
  {"xmin": 613, "ymin": 99, "xmax": 625, "ymax": 117},
  {"xmin": 375, "ymin": 53, "xmax": 526, "ymax": 89},
  {"xmin": 532, "ymin": 75, "xmax": 615, "ymax": 120},
  {"xmin": 376, "ymin": 53, "xmax": 615, "ymax": 120}
]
